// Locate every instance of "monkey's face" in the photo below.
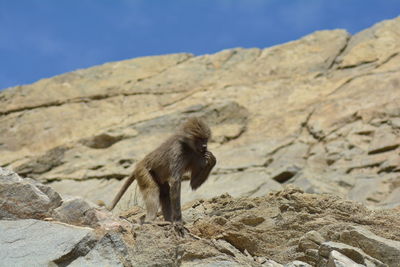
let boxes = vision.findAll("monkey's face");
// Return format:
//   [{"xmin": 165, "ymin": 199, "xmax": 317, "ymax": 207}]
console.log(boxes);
[
  {"xmin": 185, "ymin": 136, "xmax": 208, "ymax": 154},
  {"xmin": 196, "ymin": 138, "xmax": 208, "ymax": 154}
]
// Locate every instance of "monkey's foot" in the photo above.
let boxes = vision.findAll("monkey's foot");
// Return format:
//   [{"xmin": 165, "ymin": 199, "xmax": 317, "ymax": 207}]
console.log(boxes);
[{"xmin": 173, "ymin": 222, "xmax": 188, "ymax": 237}]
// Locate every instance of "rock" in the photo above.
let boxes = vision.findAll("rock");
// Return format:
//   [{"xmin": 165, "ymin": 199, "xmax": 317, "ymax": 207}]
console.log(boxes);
[
  {"xmin": 327, "ymin": 250, "xmax": 365, "ymax": 267},
  {"xmin": 379, "ymin": 154, "xmax": 400, "ymax": 174},
  {"xmin": 298, "ymin": 230, "xmax": 325, "ymax": 251},
  {"xmin": 340, "ymin": 226, "xmax": 400, "ymax": 267},
  {"xmin": 0, "ymin": 219, "xmax": 95, "ymax": 266},
  {"xmin": 49, "ymin": 177, "xmax": 123, "ymax": 207},
  {"xmin": 319, "ymin": 241, "xmax": 385, "ymax": 266},
  {"xmin": 52, "ymin": 197, "xmax": 99, "ymax": 227},
  {"xmin": 347, "ymin": 175, "xmax": 383, "ymax": 204},
  {"xmin": 180, "ymin": 260, "xmax": 247, "ymax": 267},
  {"xmin": 0, "ymin": 182, "xmax": 400, "ymax": 266},
  {"xmin": 262, "ymin": 259, "xmax": 284, "ymax": 267},
  {"xmin": 271, "ymin": 165, "xmax": 301, "ymax": 183},
  {"xmin": 304, "ymin": 249, "xmax": 319, "ymax": 263},
  {"xmin": 368, "ymin": 127, "xmax": 400, "ymax": 155},
  {"xmin": 182, "ymin": 169, "xmax": 283, "ymax": 202},
  {"xmin": 267, "ymin": 143, "xmax": 309, "ymax": 182},
  {"xmin": 284, "ymin": 261, "xmax": 312, "ymax": 267},
  {"xmin": 0, "ymin": 166, "xmax": 23, "ymax": 181},
  {"xmin": 52, "ymin": 196, "xmax": 130, "ymax": 229},
  {"xmin": 390, "ymin": 118, "xmax": 400, "ymax": 129},
  {"xmin": 380, "ymin": 187, "xmax": 400, "ymax": 208},
  {"xmin": 336, "ymin": 16, "xmax": 400, "ymax": 68},
  {"xmin": 13, "ymin": 146, "xmax": 68, "ymax": 178},
  {"xmin": 0, "ymin": 167, "xmax": 62, "ymax": 220},
  {"xmin": 69, "ymin": 232, "xmax": 130, "ymax": 267}
]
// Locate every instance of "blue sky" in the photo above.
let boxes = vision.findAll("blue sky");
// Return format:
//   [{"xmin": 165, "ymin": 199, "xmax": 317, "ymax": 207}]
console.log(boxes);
[{"xmin": 0, "ymin": 0, "xmax": 399, "ymax": 90}]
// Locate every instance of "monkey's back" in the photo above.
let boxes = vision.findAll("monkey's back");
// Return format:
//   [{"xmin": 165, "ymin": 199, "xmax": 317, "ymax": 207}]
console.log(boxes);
[{"xmin": 141, "ymin": 136, "xmax": 180, "ymax": 184}]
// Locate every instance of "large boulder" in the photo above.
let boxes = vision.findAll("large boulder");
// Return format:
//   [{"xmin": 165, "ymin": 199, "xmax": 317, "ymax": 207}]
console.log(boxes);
[
  {"xmin": 0, "ymin": 167, "xmax": 62, "ymax": 220},
  {"xmin": 0, "ymin": 219, "xmax": 96, "ymax": 266}
]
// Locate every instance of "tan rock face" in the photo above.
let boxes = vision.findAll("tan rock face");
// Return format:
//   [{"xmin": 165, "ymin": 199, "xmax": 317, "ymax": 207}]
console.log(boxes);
[
  {"xmin": 1, "ymin": 17, "xmax": 400, "ymax": 212},
  {"xmin": 2, "ymin": 167, "xmax": 400, "ymax": 266}
]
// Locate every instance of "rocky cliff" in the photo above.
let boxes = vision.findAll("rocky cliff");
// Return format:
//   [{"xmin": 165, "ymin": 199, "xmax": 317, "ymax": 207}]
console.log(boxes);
[{"xmin": 1, "ymin": 17, "xmax": 400, "ymax": 266}]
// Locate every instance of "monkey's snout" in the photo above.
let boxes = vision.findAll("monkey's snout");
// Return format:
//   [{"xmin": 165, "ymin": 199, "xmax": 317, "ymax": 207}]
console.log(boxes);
[{"xmin": 201, "ymin": 144, "xmax": 207, "ymax": 152}]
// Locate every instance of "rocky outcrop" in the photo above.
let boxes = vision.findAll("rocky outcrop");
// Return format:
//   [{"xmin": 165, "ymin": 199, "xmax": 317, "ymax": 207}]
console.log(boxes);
[
  {"xmin": 1, "ymin": 168, "xmax": 400, "ymax": 266},
  {"xmin": 0, "ymin": 168, "xmax": 62, "ymax": 220},
  {"xmin": 1, "ymin": 18, "xmax": 400, "ymax": 213},
  {"xmin": 0, "ymin": 219, "xmax": 96, "ymax": 266}
]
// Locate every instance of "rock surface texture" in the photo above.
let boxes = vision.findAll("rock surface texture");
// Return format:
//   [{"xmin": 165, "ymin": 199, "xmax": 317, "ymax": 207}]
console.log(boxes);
[
  {"xmin": 1, "ymin": 17, "xmax": 400, "ymax": 266},
  {"xmin": 1, "ymin": 169, "xmax": 400, "ymax": 266}
]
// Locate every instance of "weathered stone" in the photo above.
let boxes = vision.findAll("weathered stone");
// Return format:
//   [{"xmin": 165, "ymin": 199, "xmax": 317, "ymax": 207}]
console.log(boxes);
[
  {"xmin": 347, "ymin": 176, "xmax": 382, "ymax": 204},
  {"xmin": 304, "ymin": 249, "xmax": 319, "ymax": 262},
  {"xmin": 0, "ymin": 166, "xmax": 22, "ymax": 182},
  {"xmin": 379, "ymin": 154, "xmax": 400, "ymax": 173},
  {"xmin": 80, "ymin": 133, "xmax": 124, "ymax": 149},
  {"xmin": 327, "ymin": 250, "xmax": 365, "ymax": 267},
  {"xmin": 0, "ymin": 219, "xmax": 95, "ymax": 266},
  {"xmin": 267, "ymin": 143, "xmax": 309, "ymax": 180},
  {"xmin": 340, "ymin": 226, "xmax": 400, "ymax": 267},
  {"xmin": 49, "ymin": 178, "xmax": 122, "ymax": 209},
  {"xmin": 380, "ymin": 187, "xmax": 400, "ymax": 209},
  {"xmin": 13, "ymin": 146, "xmax": 68, "ymax": 178},
  {"xmin": 284, "ymin": 260, "xmax": 312, "ymax": 267},
  {"xmin": 334, "ymin": 153, "xmax": 387, "ymax": 174},
  {"xmin": 336, "ymin": 16, "xmax": 400, "ymax": 68},
  {"xmin": 319, "ymin": 241, "xmax": 385, "ymax": 266},
  {"xmin": 181, "ymin": 260, "xmax": 250, "ymax": 267},
  {"xmin": 368, "ymin": 127, "xmax": 400, "ymax": 155},
  {"xmin": 298, "ymin": 230, "xmax": 325, "ymax": 251},
  {"xmin": 262, "ymin": 259, "xmax": 284, "ymax": 267},
  {"xmin": 184, "ymin": 169, "xmax": 283, "ymax": 201},
  {"xmin": 69, "ymin": 232, "xmax": 129, "ymax": 267},
  {"xmin": 271, "ymin": 165, "xmax": 301, "ymax": 183},
  {"xmin": 52, "ymin": 197, "xmax": 98, "ymax": 227},
  {"xmin": 291, "ymin": 170, "xmax": 348, "ymax": 196},
  {"xmin": 390, "ymin": 118, "xmax": 400, "ymax": 129},
  {"xmin": 0, "ymin": 167, "xmax": 62, "ymax": 220}
]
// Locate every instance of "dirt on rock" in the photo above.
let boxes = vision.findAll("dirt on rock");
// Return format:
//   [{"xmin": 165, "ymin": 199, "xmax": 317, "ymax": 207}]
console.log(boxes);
[{"xmin": 118, "ymin": 186, "xmax": 400, "ymax": 266}]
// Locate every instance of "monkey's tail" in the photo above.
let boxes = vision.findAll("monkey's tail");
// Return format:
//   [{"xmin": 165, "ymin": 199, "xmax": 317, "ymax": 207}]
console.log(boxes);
[{"xmin": 108, "ymin": 173, "xmax": 136, "ymax": 211}]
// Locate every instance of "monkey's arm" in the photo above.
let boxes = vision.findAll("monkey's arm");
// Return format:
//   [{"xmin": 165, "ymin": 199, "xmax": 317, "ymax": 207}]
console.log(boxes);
[
  {"xmin": 190, "ymin": 151, "xmax": 216, "ymax": 190},
  {"xmin": 169, "ymin": 154, "xmax": 188, "ymax": 222},
  {"xmin": 109, "ymin": 173, "xmax": 135, "ymax": 210},
  {"xmin": 169, "ymin": 177, "xmax": 182, "ymax": 222}
]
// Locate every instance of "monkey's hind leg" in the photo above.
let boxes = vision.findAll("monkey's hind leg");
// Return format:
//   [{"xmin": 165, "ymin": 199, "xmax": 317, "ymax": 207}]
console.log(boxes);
[
  {"xmin": 159, "ymin": 182, "xmax": 172, "ymax": 222},
  {"xmin": 138, "ymin": 171, "xmax": 161, "ymax": 222}
]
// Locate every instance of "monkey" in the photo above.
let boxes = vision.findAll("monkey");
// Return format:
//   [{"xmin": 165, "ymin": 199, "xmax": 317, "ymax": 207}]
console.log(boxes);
[{"xmin": 109, "ymin": 117, "xmax": 216, "ymax": 224}]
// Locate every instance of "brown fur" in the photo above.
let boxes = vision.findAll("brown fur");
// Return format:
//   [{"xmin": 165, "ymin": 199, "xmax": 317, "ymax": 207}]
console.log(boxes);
[{"xmin": 109, "ymin": 117, "xmax": 216, "ymax": 222}]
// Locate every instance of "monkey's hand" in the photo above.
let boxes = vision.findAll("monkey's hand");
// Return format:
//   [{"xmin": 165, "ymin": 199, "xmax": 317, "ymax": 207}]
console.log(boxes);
[{"xmin": 190, "ymin": 151, "xmax": 216, "ymax": 190}]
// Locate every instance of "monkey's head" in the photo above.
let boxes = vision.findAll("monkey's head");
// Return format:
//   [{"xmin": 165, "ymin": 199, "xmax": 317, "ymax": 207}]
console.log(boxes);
[{"xmin": 180, "ymin": 117, "xmax": 211, "ymax": 154}]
